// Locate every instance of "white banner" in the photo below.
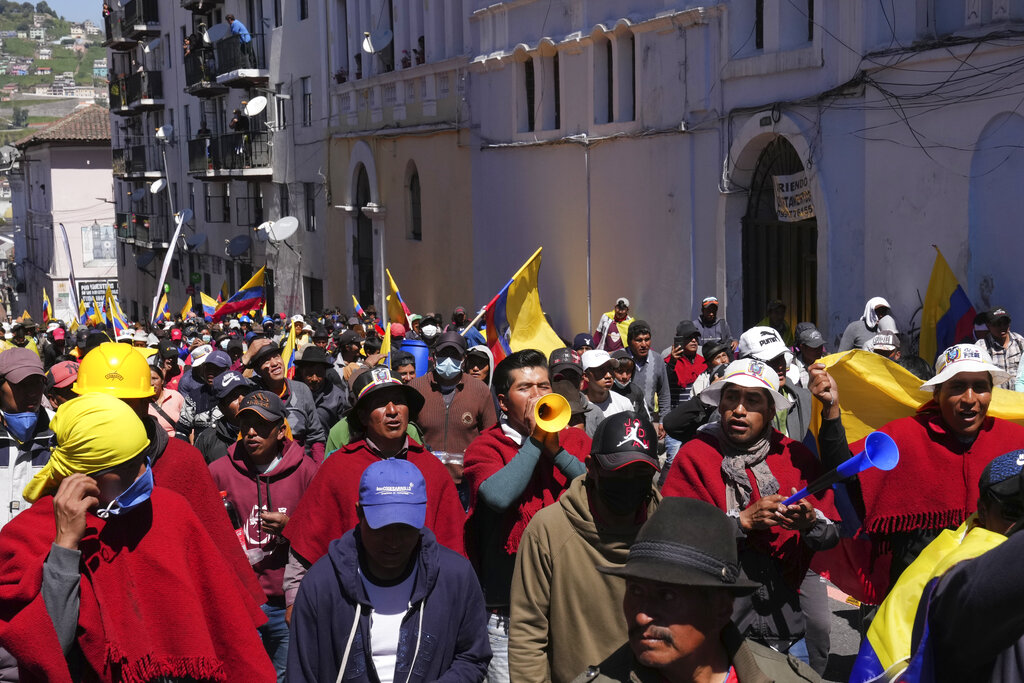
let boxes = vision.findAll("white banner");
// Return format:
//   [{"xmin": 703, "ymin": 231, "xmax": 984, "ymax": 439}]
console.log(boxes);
[{"xmin": 772, "ymin": 171, "xmax": 815, "ymax": 222}]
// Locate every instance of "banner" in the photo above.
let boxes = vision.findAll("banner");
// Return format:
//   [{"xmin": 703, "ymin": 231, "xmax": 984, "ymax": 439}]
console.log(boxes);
[{"xmin": 772, "ymin": 171, "xmax": 815, "ymax": 222}]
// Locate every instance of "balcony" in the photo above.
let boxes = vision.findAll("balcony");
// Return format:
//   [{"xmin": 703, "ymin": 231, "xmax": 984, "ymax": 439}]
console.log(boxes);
[
  {"xmin": 184, "ymin": 49, "xmax": 228, "ymax": 97},
  {"xmin": 121, "ymin": 0, "xmax": 160, "ymax": 40},
  {"xmin": 112, "ymin": 149, "xmax": 127, "ymax": 178},
  {"xmin": 125, "ymin": 143, "xmax": 163, "ymax": 179},
  {"xmin": 125, "ymin": 71, "xmax": 164, "ymax": 110},
  {"xmin": 188, "ymin": 132, "xmax": 272, "ymax": 179},
  {"xmin": 119, "ymin": 211, "xmax": 171, "ymax": 248},
  {"xmin": 108, "ymin": 77, "xmax": 132, "ymax": 115},
  {"xmin": 213, "ymin": 33, "xmax": 268, "ymax": 88},
  {"xmin": 181, "ymin": 0, "xmax": 224, "ymax": 8},
  {"xmin": 103, "ymin": 11, "xmax": 137, "ymax": 50},
  {"xmin": 114, "ymin": 212, "xmax": 134, "ymax": 243}
]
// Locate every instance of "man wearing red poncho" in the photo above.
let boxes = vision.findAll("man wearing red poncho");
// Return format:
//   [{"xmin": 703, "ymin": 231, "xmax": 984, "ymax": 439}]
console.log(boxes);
[
  {"xmin": 662, "ymin": 358, "xmax": 840, "ymax": 662},
  {"xmin": 810, "ymin": 343, "xmax": 1024, "ymax": 595},
  {"xmin": 0, "ymin": 392, "xmax": 273, "ymax": 682},
  {"xmin": 464, "ymin": 349, "xmax": 592, "ymax": 683}
]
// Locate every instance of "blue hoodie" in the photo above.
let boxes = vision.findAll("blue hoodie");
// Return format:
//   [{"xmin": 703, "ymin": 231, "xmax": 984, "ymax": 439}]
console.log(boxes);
[{"xmin": 287, "ymin": 527, "xmax": 491, "ymax": 683}]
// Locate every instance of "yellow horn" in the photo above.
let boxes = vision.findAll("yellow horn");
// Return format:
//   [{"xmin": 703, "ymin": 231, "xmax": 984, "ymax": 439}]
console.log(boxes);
[{"xmin": 534, "ymin": 393, "xmax": 571, "ymax": 433}]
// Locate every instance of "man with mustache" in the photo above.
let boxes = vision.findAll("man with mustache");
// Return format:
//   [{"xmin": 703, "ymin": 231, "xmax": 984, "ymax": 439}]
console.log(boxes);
[
  {"xmin": 571, "ymin": 497, "xmax": 820, "ymax": 682},
  {"xmin": 662, "ymin": 359, "xmax": 839, "ymax": 666}
]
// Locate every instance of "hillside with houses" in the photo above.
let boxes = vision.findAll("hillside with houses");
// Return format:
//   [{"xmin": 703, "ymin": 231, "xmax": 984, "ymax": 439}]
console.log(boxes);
[{"xmin": 0, "ymin": 2, "xmax": 106, "ymax": 142}]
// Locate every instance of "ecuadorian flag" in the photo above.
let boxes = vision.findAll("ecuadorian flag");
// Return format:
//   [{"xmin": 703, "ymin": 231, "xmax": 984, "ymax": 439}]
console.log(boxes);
[
  {"xmin": 200, "ymin": 292, "xmax": 218, "ymax": 321},
  {"xmin": 481, "ymin": 247, "xmax": 564, "ymax": 363},
  {"xmin": 919, "ymin": 247, "xmax": 976, "ymax": 366},
  {"xmin": 213, "ymin": 267, "xmax": 266, "ymax": 322},
  {"xmin": 42, "ymin": 289, "xmax": 51, "ymax": 324}
]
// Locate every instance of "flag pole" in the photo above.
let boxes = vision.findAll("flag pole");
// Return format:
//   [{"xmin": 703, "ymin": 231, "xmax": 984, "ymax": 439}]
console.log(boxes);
[{"xmin": 461, "ymin": 247, "xmax": 543, "ymax": 335}]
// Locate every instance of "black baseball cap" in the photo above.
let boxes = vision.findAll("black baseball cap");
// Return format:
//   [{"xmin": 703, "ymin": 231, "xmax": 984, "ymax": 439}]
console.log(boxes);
[
  {"xmin": 213, "ymin": 370, "xmax": 256, "ymax": 400},
  {"xmin": 434, "ymin": 331, "xmax": 468, "ymax": 355},
  {"xmin": 238, "ymin": 390, "xmax": 287, "ymax": 422},
  {"xmin": 549, "ymin": 348, "xmax": 582, "ymax": 378},
  {"xmin": 590, "ymin": 411, "xmax": 660, "ymax": 472}
]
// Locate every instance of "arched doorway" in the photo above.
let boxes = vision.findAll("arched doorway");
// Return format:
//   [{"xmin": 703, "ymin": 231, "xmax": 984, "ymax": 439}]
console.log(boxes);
[
  {"xmin": 354, "ymin": 164, "xmax": 375, "ymax": 305},
  {"xmin": 741, "ymin": 136, "xmax": 818, "ymax": 330}
]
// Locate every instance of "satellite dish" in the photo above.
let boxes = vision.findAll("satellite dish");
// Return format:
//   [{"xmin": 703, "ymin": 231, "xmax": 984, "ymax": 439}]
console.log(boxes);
[
  {"xmin": 253, "ymin": 220, "xmax": 273, "ymax": 241},
  {"xmin": 143, "ymin": 36, "xmax": 160, "ymax": 53},
  {"xmin": 244, "ymin": 96, "xmax": 267, "ymax": 117},
  {"xmin": 184, "ymin": 233, "xmax": 206, "ymax": 250},
  {"xmin": 362, "ymin": 29, "xmax": 393, "ymax": 54},
  {"xmin": 225, "ymin": 235, "xmax": 252, "ymax": 258},
  {"xmin": 268, "ymin": 216, "xmax": 298, "ymax": 243},
  {"xmin": 176, "ymin": 208, "xmax": 194, "ymax": 225},
  {"xmin": 130, "ymin": 190, "xmax": 146, "ymax": 203},
  {"xmin": 149, "ymin": 178, "xmax": 167, "ymax": 193},
  {"xmin": 136, "ymin": 251, "xmax": 156, "ymax": 267},
  {"xmin": 205, "ymin": 23, "xmax": 230, "ymax": 43},
  {"xmin": 155, "ymin": 124, "xmax": 173, "ymax": 141}
]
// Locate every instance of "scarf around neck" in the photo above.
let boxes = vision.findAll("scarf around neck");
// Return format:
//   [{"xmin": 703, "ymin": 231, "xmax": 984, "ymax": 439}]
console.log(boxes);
[{"xmin": 700, "ymin": 422, "xmax": 779, "ymax": 512}]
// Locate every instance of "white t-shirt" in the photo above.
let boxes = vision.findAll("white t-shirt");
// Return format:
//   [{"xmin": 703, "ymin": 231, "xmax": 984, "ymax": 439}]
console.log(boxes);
[
  {"xmin": 589, "ymin": 390, "xmax": 635, "ymax": 419},
  {"xmin": 359, "ymin": 564, "xmax": 418, "ymax": 683}
]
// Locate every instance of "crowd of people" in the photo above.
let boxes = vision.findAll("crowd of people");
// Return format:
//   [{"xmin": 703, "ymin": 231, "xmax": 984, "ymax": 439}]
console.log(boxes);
[{"xmin": 0, "ymin": 292, "xmax": 1021, "ymax": 683}]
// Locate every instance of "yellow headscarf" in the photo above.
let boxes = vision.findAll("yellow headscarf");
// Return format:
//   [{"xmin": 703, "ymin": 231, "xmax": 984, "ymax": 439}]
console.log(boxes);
[{"xmin": 23, "ymin": 393, "xmax": 149, "ymax": 503}]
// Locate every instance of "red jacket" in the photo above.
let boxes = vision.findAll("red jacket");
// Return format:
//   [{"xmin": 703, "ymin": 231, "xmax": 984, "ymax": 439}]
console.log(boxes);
[
  {"xmin": 210, "ymin": 439, "xmax": 318, "ymax": 602},
  {"xmin": 151, "ymin": 434, "xmax": 268, "ymax": 606},
  {"xmin": 663, "ymin": 430, "xmax": 839, "ymax": 589},
  {"xmin": 282, "ymin": 439, "xmax": 466, "ymax": 565}
]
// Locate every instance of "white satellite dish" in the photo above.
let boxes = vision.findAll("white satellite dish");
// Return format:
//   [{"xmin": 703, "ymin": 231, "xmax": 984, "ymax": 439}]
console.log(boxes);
[
  {"xmin": 362, "ymin": 29, "xmax": 393, "ymax": 54},
  {"xmin": 184, "ymin": 233, "xmax": 207, "ymax": 250},
  {"xmin": 136, "ymin": 251, "xmax": 157, "ymax": 267},
  {"xmin": 143, "ymin": 36, "xmax": 160, "ymax": 53},
  {"xmin": 205, "ymin": 23, "xmax": 230, "ymax": 43},
  {"xmin": 149, "ymin": 178, "xmax": 167, "ymax": 193},
  {"xmin": 244, "ymin": 96, "xmax": 267, "ymax": 117},
  {"xmin": 155, "ymin": 124, "xmax": 173, "ymax": 141},
  {"xmin": 225, "ymin": 234, "xmax": 252, "ymax": 258},
  {"xmin": 253, "ymin": 220, "xmax": 273, "ymax": 241},
  {"xmin": 268, "ymin": 216, "xmax": 298, "ymax": 243}
]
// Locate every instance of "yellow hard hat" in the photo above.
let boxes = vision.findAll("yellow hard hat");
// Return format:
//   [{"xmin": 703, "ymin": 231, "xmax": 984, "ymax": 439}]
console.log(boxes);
[{"xmin": 73, "ymin": 342, "xmax": 155, "ymax": 398}]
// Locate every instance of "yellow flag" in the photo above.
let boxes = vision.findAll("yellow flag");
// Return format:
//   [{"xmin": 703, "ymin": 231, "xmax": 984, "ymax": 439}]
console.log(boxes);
[
  {"xmin": 180, "ymin": 296, "xmax": 193, "ymax": 321},
  {"xmin": 809, "ymin": 349, "xmax": 1024, "ymax": 446},
  {"xmin": 506, "ymin": 248, "xmax": 565, "ymax": 358},
  {"xmin": 380, "ymin": 321, "xmax": 392, "ymax": 360},
  {"xmin": 385, "ymin": 269, "xmax": 410, "ymax": 327}
]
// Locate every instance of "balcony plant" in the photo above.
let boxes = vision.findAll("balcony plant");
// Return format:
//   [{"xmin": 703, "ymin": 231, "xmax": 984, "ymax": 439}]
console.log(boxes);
[{"xmin": 334, "ymin": 68, "xmax": 347, "ymax": 84}]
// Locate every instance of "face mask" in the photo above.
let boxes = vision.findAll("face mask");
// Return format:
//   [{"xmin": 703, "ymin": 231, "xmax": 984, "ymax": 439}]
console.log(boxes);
[
  {"xmin": 96, "ymin": 466, "xmax": 154, "ymax": 519},
  {"xmin": 435, "ymin": 357, "xmax": 462, "ymax": 381},
  {"xmin": 421, "ymin": 324, "xmax": 439, "ymax": 337},
  {"xmin": 597, "ymin": 476, "xmax": 652, "ymax": 516},
  {"xmin": 613, "ymin": 379, "xmax": 630, "ymax": 390},
  {"xmin": 2, "ymin": 410, "xmax": 38, "ymax": 443},
  {"xmin": 202, "ymin": 334, "xmax": 212, "ymax": 343}
]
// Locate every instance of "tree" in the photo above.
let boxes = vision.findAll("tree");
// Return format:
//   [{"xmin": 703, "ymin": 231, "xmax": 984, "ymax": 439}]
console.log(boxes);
[
  {"xmin": 12, "ymin": 108, "xmax": 28, "ymax": 128},
  {"xmin": 34, "ymin": 1, "xmax": 51, "ymax": 14}
]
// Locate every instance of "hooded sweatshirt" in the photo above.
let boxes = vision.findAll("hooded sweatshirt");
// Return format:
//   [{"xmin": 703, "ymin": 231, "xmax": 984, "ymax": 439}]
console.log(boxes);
[
  {"xmin": 210, "ymin": 438, "xmax": 318, "ymax": 602},
  {"xmin": 509, "ymin": 475, "xmax": 661, "ymax": 683},
  {"xmin": 287, "ymin": 527, "xmax": 491, "ymax": 683},
  {"xmin": 839, "ymin": 296, "xmax": 893, "ymax": 352}
]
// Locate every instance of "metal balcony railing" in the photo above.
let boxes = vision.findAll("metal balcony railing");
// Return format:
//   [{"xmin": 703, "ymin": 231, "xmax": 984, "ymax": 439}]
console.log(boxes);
[
  {"xmin": 108, "ymin": 77, "xmax": 130, "ymax": 112},
  {"xmin": 103, "ymin": 10, "xmax": 136, "ymax": 49},
  {"xmin": 112, "ymin": 149, "xmax": 127, "ymax": 177},
  {"xmin": 184, "ymin": 48, "xmax": 221, "ymax": 91},
  {"xmin": 121, "ymin": 0, "xmax": 160, "ymax": 39},
  {"xmin": 181, "ymin": 0, "xmax": 223, "ymax": 8},
  {"xmin": 213, "ymin": 32, "xmax": 267, "ymax": 76},
  {"xmin": 188, "ymin": 132, "xmax": 272, "ymax": 176},
  {"xmin": 125, "ymin": 70, "xmax": 163, "ymax": 104}
]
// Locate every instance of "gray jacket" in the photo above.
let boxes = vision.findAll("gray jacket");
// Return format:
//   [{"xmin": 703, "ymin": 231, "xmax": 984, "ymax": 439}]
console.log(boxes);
[
  {"xmin": 272, "ymin": 378, "xmax": 327, "ymax": 452},
  {"xmin": 630, "ymin": 350, "xmax": 671, "ymax": 422}
]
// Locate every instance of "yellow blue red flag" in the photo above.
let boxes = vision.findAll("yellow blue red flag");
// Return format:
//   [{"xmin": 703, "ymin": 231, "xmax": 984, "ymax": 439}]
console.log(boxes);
[
  {"xmin": 920, "ymin": 247, "xmax": 976, "ymax": 366},
  {"xmin": 481, "ymin": 247, "xmax": 564, "ymax": 362},
  {"xmin": 213, "ymin": 267, "xmax": 266, "ymax": 322}
]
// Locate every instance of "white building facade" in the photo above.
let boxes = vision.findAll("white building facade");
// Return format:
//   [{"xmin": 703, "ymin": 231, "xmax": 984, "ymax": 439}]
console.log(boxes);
[
  {"xmin": 102, "ymin": 0, "xmax": 331, "ymax": 321},
  {"xmin": 466, "ymin": 0, "xmax": 1024, "ymax": 351}
]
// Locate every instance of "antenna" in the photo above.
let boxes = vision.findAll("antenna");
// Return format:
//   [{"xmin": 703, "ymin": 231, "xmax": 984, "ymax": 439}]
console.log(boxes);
[
  {"xmin": 244, "ymin": 96, "xmax": 268, "ymax": 117},
  {"xmin": 225, "ymin": 234, "xmax": 252, "ymax": 258},
  {"xmin": 267, "ymin": 216, "xmax": 298, "ymax": 243},
  {"xmin": 362, "ymin": 29, "xmax": 393, "ymax": 54}
]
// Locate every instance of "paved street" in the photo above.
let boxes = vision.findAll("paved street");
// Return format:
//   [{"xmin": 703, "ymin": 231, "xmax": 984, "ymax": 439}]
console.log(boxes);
[{"xmin": 823, "ymin": 585, "xmax": 864, "ymax": 682}]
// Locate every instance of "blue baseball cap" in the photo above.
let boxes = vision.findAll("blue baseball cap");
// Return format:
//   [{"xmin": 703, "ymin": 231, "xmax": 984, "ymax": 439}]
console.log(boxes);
[
  {"xmin": 240, "ymin": 315, "xmax": 253, "ymax": 323},
  {"xmin": 203, "ymin": 349, "xmax": 233, "ymax": 370},
  {"xmin": 980, "ymin": 450, "xmax": 1024, "ymax": 498},
  {"xmin": 359, "ymin": 459, "xmax": 427, "ymax": 530}
]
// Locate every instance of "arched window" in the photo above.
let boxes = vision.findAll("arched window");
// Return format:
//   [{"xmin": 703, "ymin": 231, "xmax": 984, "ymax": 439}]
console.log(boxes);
[{"xmin": 406, "ymin": 161, "xmax": 422, "ymax": 241}]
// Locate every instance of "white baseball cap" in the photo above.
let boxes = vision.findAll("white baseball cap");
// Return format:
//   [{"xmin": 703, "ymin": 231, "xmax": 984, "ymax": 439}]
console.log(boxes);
[
  {"xmin": 700, "ymin": 358, "xmax": 792, "ymax": 410},
  {"xmin": 736, "ymin": 326, "xmax": 792, "ymax": 363},
  {"xmin": 921, "ymin": 344, "xmax": 1010, "ymax": 389},
  {"xmin": 581, "ymin": 349, "xmax": 618, "ymax": 372},
  {"xmin": 189, "ymin": 343, "xmax": 214, "ymax": 366}
]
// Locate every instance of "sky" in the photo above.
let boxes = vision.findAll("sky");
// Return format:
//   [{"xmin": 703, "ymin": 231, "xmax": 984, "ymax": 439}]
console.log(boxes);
[{"xmin": 40, "ymin": 0, "xmax": 101, "ymax": 24}]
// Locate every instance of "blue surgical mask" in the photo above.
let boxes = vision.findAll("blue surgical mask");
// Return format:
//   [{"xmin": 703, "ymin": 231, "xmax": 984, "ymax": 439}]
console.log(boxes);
[
  {"xmin": 2, "ymin": 410, "xmax": 38, "ymax": 443},
  {"xmin": 202, "ymin": 334, "xmax": 212, "ymax": 343},
  {"xmin": 96, "ymin": 466, "xmax": 154, "ymax": 518},
  {"xmin": 435, "ymin": 357, "xmax": 462, "ymax": 381}
]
